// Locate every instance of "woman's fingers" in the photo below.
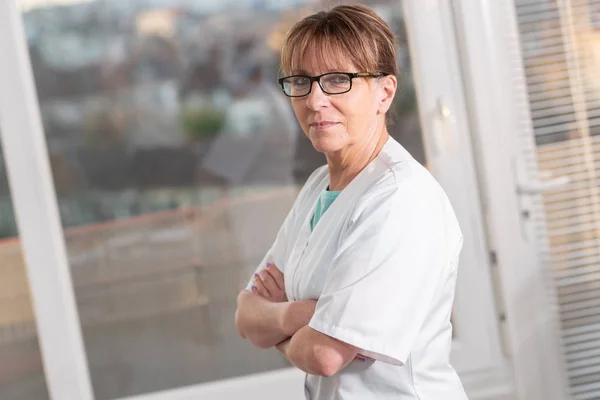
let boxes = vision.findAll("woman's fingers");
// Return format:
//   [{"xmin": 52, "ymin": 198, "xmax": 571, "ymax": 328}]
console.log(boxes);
[
  {"xmin": 259, "ymin": 269, "xmax": 278, "ymax": 293},
  {"xmin": 265, "ymin": 263, "xmax": 285, "ymax": 290},
  {"xmin": 259, "ymin": 268, "xmax": 287, "ymax": 302},
  {"xmin": 249, "ymin": 263, "xmax": 287, "ymax": 302},
  {"xmin": 252, "ymin": 273, "xmax": 271, "ymax": 298}
]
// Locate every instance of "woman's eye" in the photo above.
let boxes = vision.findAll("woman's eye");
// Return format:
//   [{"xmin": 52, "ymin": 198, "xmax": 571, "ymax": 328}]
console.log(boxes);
[
  {"xmin": 292, "ymin": 77, "xmax": 310, "ymax": 86},
  {"xmin": 329, "ymin": 75, "xmax": 349, "ymax": 84}
]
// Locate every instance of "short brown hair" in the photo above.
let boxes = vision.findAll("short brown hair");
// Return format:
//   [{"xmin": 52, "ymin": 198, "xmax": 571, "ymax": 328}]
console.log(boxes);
[{"xmin": 280, "ymin": 5, "xmax": 398, "ymax": 77}]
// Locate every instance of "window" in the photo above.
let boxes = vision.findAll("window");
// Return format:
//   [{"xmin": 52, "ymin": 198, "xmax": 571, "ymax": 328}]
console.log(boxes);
[{"xmin": 18, "ymin": 1, "xmax": 424, "ymax": 398}]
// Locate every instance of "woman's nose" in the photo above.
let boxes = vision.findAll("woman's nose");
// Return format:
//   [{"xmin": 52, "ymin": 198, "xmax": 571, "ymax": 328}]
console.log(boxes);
[{"xmin": 306, "ymin": 81, "xmax": 329, "ymax": 110}]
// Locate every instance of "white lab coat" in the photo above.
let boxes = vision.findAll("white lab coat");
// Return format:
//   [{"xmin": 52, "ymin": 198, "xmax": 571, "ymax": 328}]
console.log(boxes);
[{"xmin": 246, "ymin": 137, "xmax": 468, "ymax": 399}]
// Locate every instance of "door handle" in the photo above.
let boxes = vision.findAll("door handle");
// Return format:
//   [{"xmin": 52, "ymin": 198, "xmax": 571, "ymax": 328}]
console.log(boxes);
[{"xmin": 516, "ymin": 175, "xmax": 570, "ymax": 195}]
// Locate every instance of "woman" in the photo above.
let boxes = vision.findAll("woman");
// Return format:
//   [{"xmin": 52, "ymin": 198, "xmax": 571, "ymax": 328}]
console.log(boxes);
[{"xmin": 235, "ymin": 5, "xmax": 467, "ymax": 399}]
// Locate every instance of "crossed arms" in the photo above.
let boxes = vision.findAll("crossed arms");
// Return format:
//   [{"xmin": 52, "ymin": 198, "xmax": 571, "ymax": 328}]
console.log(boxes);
[{"xmin": 235, "ymin": 263, "xmax": 368, "ymax": 377}]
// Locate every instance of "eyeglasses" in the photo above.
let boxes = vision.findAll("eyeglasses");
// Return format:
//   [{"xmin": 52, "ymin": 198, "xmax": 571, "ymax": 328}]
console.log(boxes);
[{"xmin": 278, "ymin": 72, "xmax": 387, "ymax": 98}]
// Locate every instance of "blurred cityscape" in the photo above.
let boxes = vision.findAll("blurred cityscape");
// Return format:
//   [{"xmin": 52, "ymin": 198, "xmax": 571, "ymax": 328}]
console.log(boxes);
[{"xmin": 0, "ymin": 0, "xmax": 422, "ymax": 238}]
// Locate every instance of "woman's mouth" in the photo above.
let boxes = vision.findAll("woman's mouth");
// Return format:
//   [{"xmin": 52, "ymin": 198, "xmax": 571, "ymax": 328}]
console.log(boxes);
[{"xmin": 310, "ymin": 121, "xmax": 339, "ymax": 130}]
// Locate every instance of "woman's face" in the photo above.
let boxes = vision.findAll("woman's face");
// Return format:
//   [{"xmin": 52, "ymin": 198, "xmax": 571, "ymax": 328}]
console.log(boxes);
[{"xmin": 289, "ymin": 53, "xmax": 396, "ymax": 155}]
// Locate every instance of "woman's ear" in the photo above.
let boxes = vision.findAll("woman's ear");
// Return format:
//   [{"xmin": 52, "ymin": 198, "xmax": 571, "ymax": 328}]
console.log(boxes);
[{"xmin": 377, "ymin": 75, "xmax": 397, "ymax": 115}]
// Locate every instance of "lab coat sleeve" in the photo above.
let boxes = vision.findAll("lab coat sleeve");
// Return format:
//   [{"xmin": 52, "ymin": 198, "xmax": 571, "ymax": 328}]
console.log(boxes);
[{"xmin": 308, "ymin": 173, "xmax": 462, "ymax": 366}]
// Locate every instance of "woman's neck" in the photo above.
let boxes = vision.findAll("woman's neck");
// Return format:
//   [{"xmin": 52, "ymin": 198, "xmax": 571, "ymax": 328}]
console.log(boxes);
[{"xmin": 326, "ymin": 130, "xmax": 389, "ymax": 191}]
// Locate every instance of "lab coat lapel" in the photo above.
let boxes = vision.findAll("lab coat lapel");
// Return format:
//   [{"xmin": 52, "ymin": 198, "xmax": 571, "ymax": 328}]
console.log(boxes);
[
  {"xmin": 290, "ymin": 160, "xmax": 384, "ymax": 300},
  {"xmin": 304, "ymin": 160, "xmax": 383, "ymax": 259},
  {"xmin": 286, "ymin": 172, "xmax": 327, "ymax": 301}
]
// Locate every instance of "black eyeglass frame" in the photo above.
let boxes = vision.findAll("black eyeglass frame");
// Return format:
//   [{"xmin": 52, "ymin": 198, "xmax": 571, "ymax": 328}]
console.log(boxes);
[{"xmin": 277, "ymin": 72, "xmax": 387, "ymax": 98}]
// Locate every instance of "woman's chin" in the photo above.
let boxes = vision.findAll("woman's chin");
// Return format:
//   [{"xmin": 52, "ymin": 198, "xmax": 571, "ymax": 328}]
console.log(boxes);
[
  {"xmin": 308, "ymin": 133, "xmax": 345, "ymax": 154},
  {"xmin": 310, "ymin": 139, "xmax": 343, "ymax": 154}
]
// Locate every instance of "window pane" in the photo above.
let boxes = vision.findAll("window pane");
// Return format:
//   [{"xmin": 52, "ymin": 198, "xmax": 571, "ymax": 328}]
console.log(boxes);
[
  {"xmin": 0, "ymin": 135, "xmax": 50, "ymax": 400},
  {"xmin": 19, "ymin": 1, "xmax": 424, "ymax": 398}
]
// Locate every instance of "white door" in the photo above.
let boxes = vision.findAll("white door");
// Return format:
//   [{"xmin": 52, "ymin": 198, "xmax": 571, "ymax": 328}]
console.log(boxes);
[
  {"xmin": 452, "ymin": 0, "xmax": 599, "ymax": 399},
  {"xmin": 448, "ymin": 0, "xmax": 573, "ymax": 399},
  {"xmin": 510, "ymin": 2, "xmax": 600, "ymax": 398},
  {"xmin": 0, "ymin": 1, "xmax": 507, "ymax": 399}
]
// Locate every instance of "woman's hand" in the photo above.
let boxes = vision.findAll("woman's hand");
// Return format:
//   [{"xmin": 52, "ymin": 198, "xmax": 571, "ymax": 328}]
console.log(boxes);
[{"xmin": 252, "ymin": 263, "xmax": 288, "ymax": 303}]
